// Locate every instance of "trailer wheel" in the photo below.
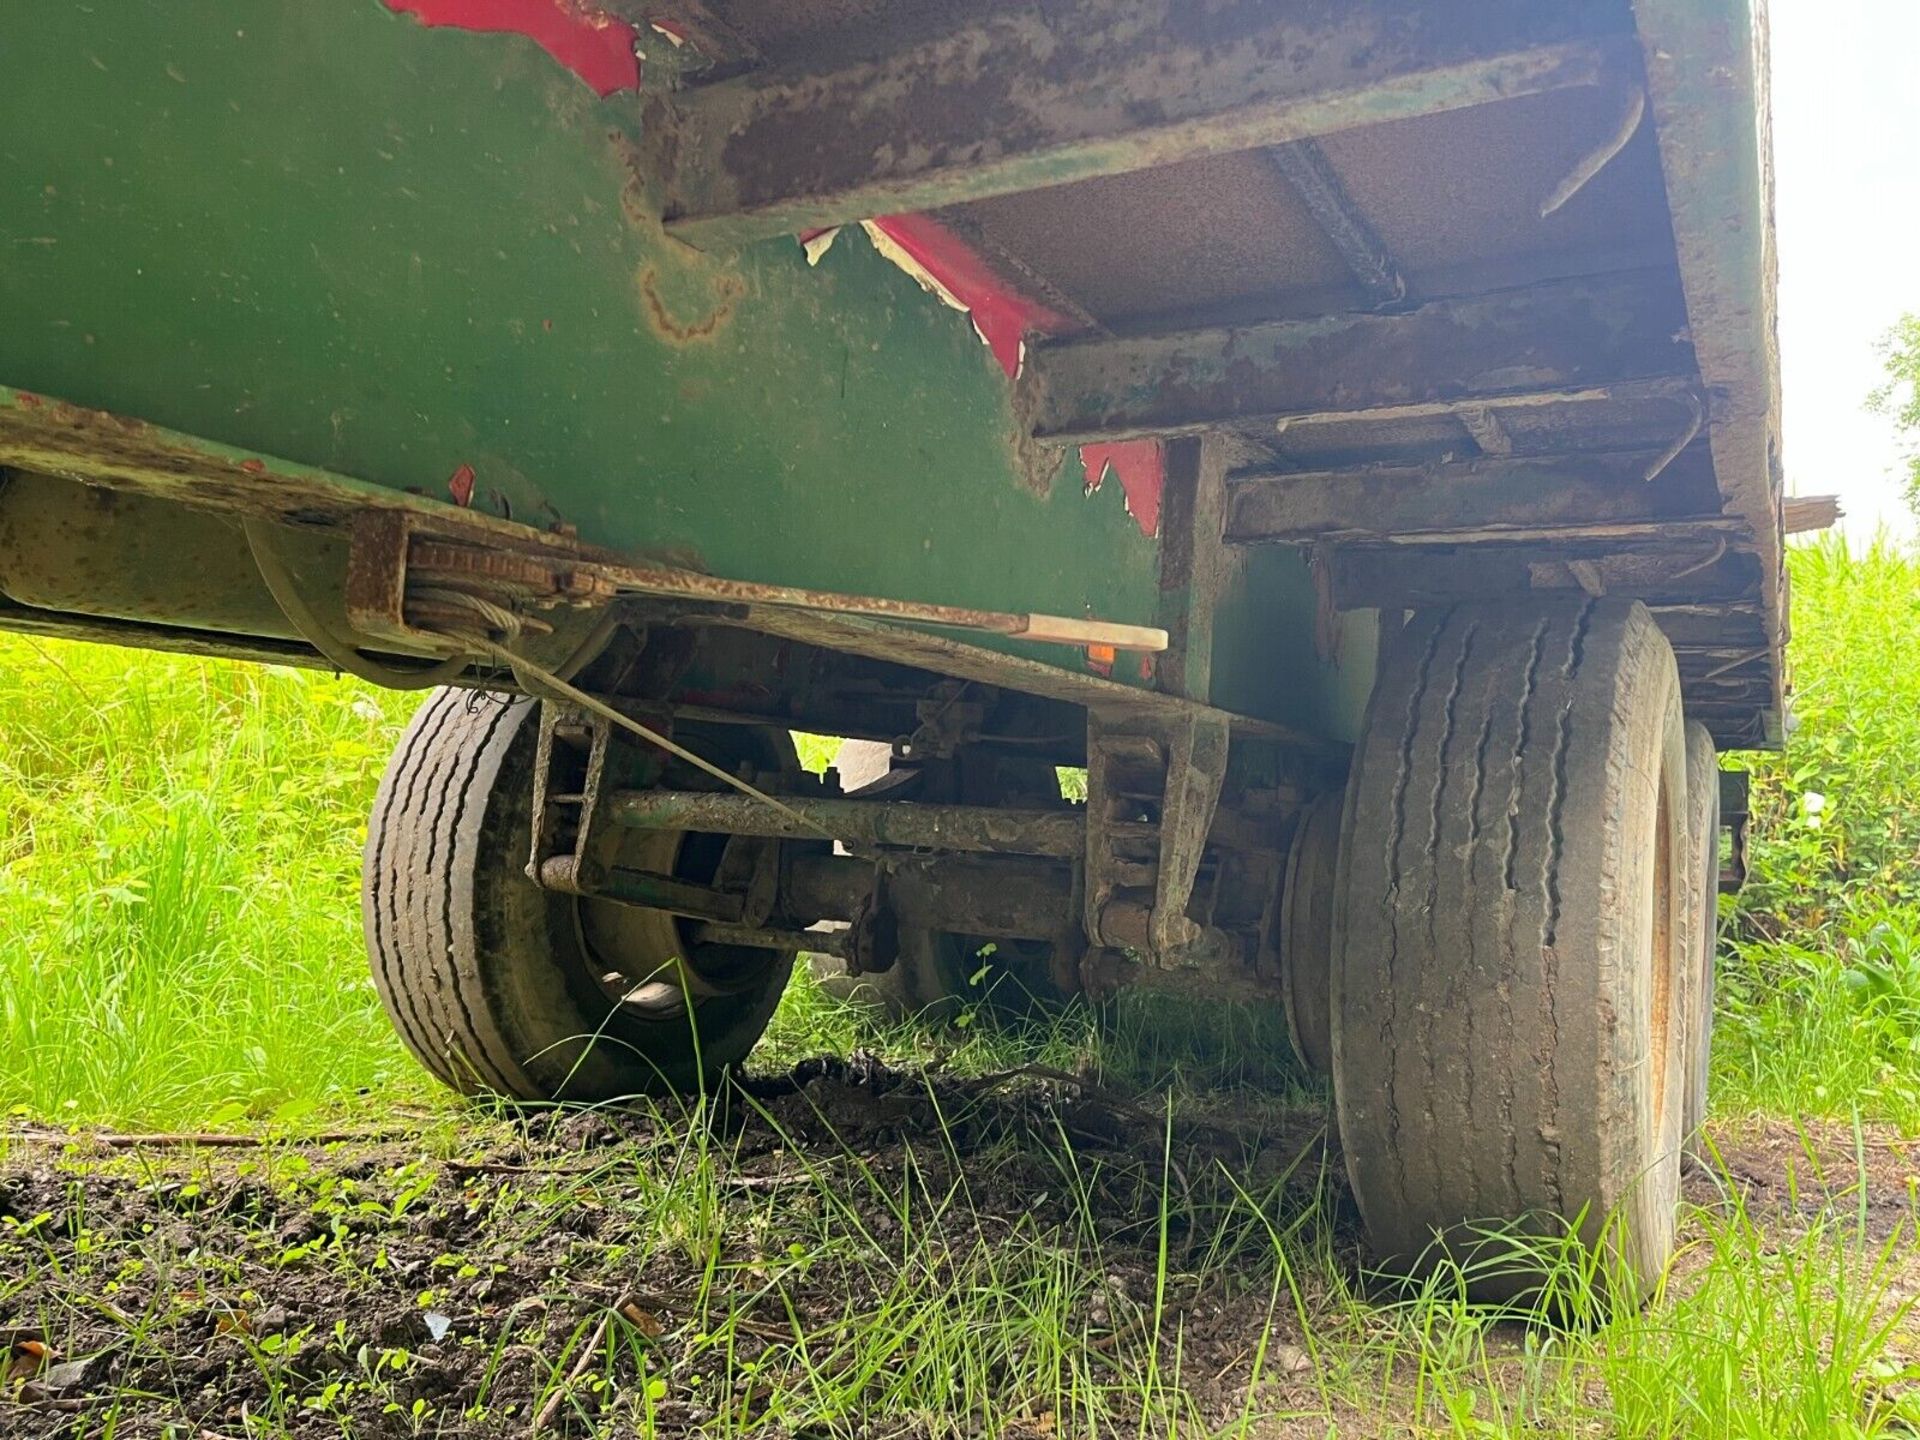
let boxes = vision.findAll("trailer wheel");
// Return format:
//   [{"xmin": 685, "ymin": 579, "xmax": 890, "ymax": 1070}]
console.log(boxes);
[
  {"xmin": 1279, "ymin": 789, "xmax": 1341, "ymax": 1076},
  {"xmin": 1680, "ymin": 721, "xmax": 1720, "ymax": 1151},
  {"xmin": 1331, "ymin": 598, "xmax": 1686, "ymax": 1302},
  {"xmin": 363, "ymin": 690, "xmax": 794, "ymax": 1101}
]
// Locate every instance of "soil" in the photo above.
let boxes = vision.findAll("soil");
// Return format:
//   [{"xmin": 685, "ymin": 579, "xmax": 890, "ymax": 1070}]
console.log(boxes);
[
  {"xmin": 1, "ymin": 1062, "xmax": 1911, "ymax": 1439},
  {"xmin": 0, "ymin": 1056, "xmax": 1338, "ymax": 1438}
]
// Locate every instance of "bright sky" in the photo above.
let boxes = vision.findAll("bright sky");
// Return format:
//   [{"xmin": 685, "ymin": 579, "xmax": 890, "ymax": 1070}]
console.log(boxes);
[{"xmin": 1772, "ymin": 0, "xmax": 1920, "ymax": 539}]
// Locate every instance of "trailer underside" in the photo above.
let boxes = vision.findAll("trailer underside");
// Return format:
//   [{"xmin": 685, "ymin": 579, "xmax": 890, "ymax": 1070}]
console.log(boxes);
[{"xmin": 1, "ymin": 0, "xmax": 1785, "ymax": 1298}]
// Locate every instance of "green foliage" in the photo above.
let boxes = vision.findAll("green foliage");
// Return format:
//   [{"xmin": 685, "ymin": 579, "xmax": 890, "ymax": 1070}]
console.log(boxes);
[
  {"xmin": 1718, "ymin": 537, "xmax": 1920, "ymax": 1127},
  {"xmin": 1870, "ymin": 313, "xmax": 1920, "ymax": 521},
  {"xmin": 0, "ymin": 637, "xmax": 426, "ymax": 1127}
]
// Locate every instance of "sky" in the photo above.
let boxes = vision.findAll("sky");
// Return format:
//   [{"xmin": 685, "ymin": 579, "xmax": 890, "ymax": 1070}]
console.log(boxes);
[{"xmin": 1771, "ymin": 0, "xmax": 1920, "ymax": 538}]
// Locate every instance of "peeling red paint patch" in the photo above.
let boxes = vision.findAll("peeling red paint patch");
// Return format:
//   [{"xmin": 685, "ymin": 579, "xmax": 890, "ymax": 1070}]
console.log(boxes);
[
  {"xmin": 447, "ymin": 463, "xmax": 477, "ymax": 507},
  {"xmin": 385, "ymin": 0, "xmax": 639, "ymax": 96},
  {"xmin": 865, "ymin": 215, "xmax": 1077, "ymax": 378},
  {"xmin": 1080, "ymin": 439, "xmax": 1166, "ymax": 539}
]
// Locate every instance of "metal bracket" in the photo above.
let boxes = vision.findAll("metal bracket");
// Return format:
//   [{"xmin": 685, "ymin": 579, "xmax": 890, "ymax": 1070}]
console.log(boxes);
[
  {"xmin": 1083, "ymin": 710, "xmax": 1234, "ymax": 969},
  {"xmin": 845, "ymin": 865, "xmax": 901, "ymax": 977},
  {"xmin": 526, "ymin": 696, "xmax": 718, "ymax": 917},
  {"xmin": 528, "ymin": 700, "xmax": 621, "ymax": 895},
  {"xmin": 1718, "ymin": 767, "xmax": 1750, "ymax": 894},
  {"xmin": 898, "ymin": 680, "xmax": 992, "ymax": 761}
]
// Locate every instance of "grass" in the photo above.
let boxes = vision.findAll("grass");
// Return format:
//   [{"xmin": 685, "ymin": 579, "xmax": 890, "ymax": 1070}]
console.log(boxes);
[
  {"xmin": 1713, "ymin": 536, "xmax": 1920, "ymax": 1129},
  {"xmin": 5, "ymin": 537, "xmax": 1920, "ymax": 1435},
  {"xmin": 0, "ymin": 640, "xmax": 426, "ymax": 1128}
]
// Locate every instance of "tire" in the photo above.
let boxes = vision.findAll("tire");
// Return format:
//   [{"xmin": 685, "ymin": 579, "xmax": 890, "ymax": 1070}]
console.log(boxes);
[
  {"xmin": 1330, "ymin": 597, "xmax": 1687, "ymax": 1303},
  {"xmin": 1680, "ymin": 720, "xmax": 1720, "ymax": 1151},
  {"xmin": 1279, "ymin": 789, "xmax": 1341, "ymax": 1077},
  {"xmin": 363, "ymin": 690, "xmax": 793, "ymax": 1101},
  {"xmin": 811, "ymin": 739, "xmax": 1072, "ymax": 1020}
]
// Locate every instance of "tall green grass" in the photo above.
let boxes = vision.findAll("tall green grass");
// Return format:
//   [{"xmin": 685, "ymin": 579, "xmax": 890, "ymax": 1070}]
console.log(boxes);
[
  {"xmin": 1718, "ymin": 536, "xmax": 1920, "ymax": 1130},
  {"xmin": 0, "ymin": 640, "xmax": 423, "ymax": 1127}
]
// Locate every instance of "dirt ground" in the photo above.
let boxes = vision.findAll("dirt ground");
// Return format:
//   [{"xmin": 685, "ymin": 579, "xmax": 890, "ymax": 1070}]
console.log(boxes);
[{"xmin": 0, "ymin": 1058, "xmax": 1912, "ymax": 1438}]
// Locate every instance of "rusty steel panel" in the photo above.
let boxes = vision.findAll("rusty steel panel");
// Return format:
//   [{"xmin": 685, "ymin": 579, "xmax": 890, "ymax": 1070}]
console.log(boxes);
[
  {"xmin": 1329, "ymin": 543, "xmax": 1763, "ymax": 612},
  {"xmin": 1631, "ymin": 0, "xmax": 1784, "ymax": 729},
  {"xmin": 1225, "ymin": 444, "xmax": 1726, "ymax": 544},
  {"xmin": 1023, "ymin": 269, "xmax": 1695, "ymax": 442},
  {"xmin": 0, "ymin": 3, "xmax": 1174, "ymax": 694},
  {"xmin": 654, "ymin": 0, "xmax": 1635, "ymax": 245}
]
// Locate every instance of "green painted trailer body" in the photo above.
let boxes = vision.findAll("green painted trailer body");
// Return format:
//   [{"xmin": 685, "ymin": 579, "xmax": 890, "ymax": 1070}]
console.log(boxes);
[
  {"xmin": 0, "ymin": 0, "xmax": 1374, "ymax": 739},
  {"xmin": 0, "ymin": 0, "xmax": 1783, "ymax": 759}
]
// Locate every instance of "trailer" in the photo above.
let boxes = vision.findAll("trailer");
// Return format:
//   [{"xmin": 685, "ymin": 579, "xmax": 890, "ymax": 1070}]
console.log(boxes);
[{"xmin": 1, "ymin": 0, "xmax": 1784, "ymax": 1297}]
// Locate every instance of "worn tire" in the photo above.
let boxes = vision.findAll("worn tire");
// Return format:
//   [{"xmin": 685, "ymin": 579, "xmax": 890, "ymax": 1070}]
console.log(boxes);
[
  {"xmin": 363, "ymin": 690, "xmax": 792, "ymax": 1101},
  {"xmin": 1680, "ymin": 720, "xmax": 1720, "ymax": 1150},
  {"xmin": 1279, "ymin": 789, "xmax": 1342, "ymax": 1077},
  {"xmin": 1331, "ymin": 597, "xmax": 1686, "ymax": 1302}
]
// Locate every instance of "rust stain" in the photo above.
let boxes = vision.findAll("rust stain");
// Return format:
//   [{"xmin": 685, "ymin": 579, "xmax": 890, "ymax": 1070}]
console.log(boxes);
[
  {"xmin": 639, "ymin": 264, "xmax": 746, "ymax": 344},
  {"xmin": 614, "ymin": 134, "xmax": 752, "ymax": 345}
]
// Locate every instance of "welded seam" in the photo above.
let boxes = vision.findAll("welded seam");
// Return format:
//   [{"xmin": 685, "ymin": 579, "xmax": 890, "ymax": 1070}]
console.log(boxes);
[
  {"xmin": 1384, "ymin": 613, "xmax": 1448, "ymax": 1216},
  {"xmin": 432, "ymin": 696, "xmax": 526, "ymax": 1096},
  {"xmin": 1538, "ymin": 599, "xmax": 1597, "ymax": 1211},
  {"xmin": 378, "ymin": 696, "xmax": 462, "ymax": 1084},
  {"xmin": 1420, "ymin": 617, "xmax": 1476, "ymax": 1218}
]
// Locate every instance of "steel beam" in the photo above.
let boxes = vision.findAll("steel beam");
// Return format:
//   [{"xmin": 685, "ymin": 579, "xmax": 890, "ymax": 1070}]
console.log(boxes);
[
  {"xmin": 1329, "ymin": 543, "xmax": 1761, "ymax": 611},
  {"xmin": 781, "ymin": 852, "xmax": 1076, "ymax": 942},
  {"xmin": 1225, "ymin": 445, "xmax": 1725, "ymax": 544},
  {"xmin": 1631, "ymin": 0, "xmax": 1785, "ymax": 725},
  {"xmin": 607, "ymin": 790, "xmax": 1085, "ymax": 859},
  {"xmin": 1023, "ymin": 270, "xmax": 1695, "ymax": 442},
  {"xmin": 1267, "ymin": 140, "xmax": 1406, "ymax": 307},
  {"xmin": 654, "ymin": 0, "xmax": 1632, "ymax": 246},
  {"xmin": 1154, "ymin": 437, "xmax": 1232, "ymax": 702}
]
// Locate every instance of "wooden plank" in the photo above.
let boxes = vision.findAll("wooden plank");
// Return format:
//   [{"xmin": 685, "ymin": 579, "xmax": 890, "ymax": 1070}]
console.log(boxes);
[
  {"xmin": 1783, "ymin": 494, "xmax": 1840, "ymax": 534},
  {"xmin": 655, "ymin": 0, "xmax": 1632, "ymax": 245}
]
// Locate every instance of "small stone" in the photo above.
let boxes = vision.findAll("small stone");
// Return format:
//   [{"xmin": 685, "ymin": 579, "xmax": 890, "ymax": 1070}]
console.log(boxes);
[
  {"xmin": 40, "ymin": 1358, "xmax": 97, "ymax": 1394},
  {"xmin": 1271, "ymin": 1342, "xmax": 1313, "ymax": 1376}
]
